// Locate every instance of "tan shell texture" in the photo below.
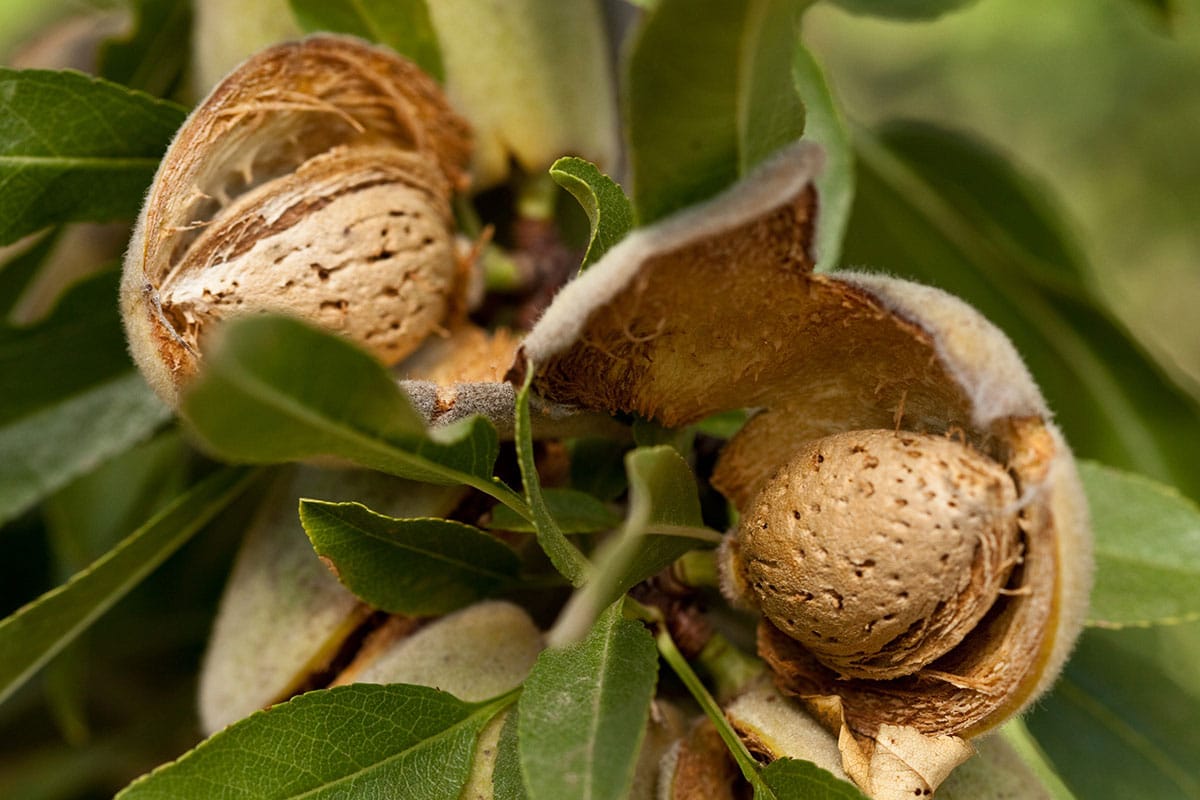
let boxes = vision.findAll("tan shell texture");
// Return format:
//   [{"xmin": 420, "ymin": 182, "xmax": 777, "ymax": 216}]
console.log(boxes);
[
  {"xmin": 121, "ymin": 35, "xmax": 471, "ymax": 406},
  {"xmin": 519, "ymin": 141, "xmax": 1092, "ymax": 796}
]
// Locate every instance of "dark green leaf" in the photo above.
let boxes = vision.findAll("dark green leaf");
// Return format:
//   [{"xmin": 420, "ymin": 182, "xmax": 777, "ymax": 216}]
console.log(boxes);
[
  {"xmin": 843, "ymin": 123, "xmax": 1200, "ymax": 500},
  {"xmin": 289, "ymin": 0, "xmax": 444, "ymax": 81},
  {"xmin": 489, "ymin": 488, "xmax": 621, "ymax": 534},
  {"xmin": 0, "ymin": 373, "xmax": 171, "ymax": 527},
  {"xmin": 760, "ymin": 758, "xmax": 869, "ymax": 799},
  {"xmin": 0, "ymin": 228, "xmax": 56, "ymax": 319},
  {"xmin": 514, "ymin": 367, "xmax": 590, "ymax": 586},
  {"xmin": 625, "ymin": 0, "xmax": 807, "ymax": 223},
  {"xmin": 823, "ymin": 0, "xmax": 977, "ymax": 18},
  {"xmin": 117, "ymin": 683, "xmax": 513, "ymax": 799},
  {"xmin": 549, "ymin": 157, "xmax": 634, "ymax": 269},
  {"xmin": 1026, "ymin": 626, "xmax": 1200, "ymax": 800},
  {"xmin": 518, "ymin": 604, "xmax": 658, "ymax": 800},
  {"xmin": 493, "ymin": 710, "xmax": 530, "ymax": 800},
  {"xmin": 299, "ymin": 500, "xmax": 520, "ymax": 615},
  {"xmin": 550, "ymin": 446, "xmax": 719, "ymax": 645},
  {"xmin": 0, "ymin": 69, "xmax": 185, "ymax": 245},
  {"xmin": 0, "ymin": 466, "xmax": 257, "ymax": 706},
  {"xmin": 99, "ymin": 0, "xmax": 192, "ymax": 96},
  {"xmin": 1082, "ymin": 461, "xmax": 1200, "ymax": 627},
  {"xmin": 792, "ymin": 43, "xmax": 853, "ymax": 272},
  {"xmin": 180, "ymin": 315, "xmax": 519, "ymax": 506},
  {"xmin": 567, "ymin": 438, "xmax": 629, "ymax": 502}
]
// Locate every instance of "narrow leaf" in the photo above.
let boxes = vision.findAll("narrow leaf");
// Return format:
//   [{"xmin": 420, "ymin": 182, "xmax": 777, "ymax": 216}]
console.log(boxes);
[
  {"xmin": 626, "ymin": 0, "xmax": 807, "ymax": 222},
  {"xmin": 493, "ymin": 709, "xmax": 531, "ymax": 800},
  {"xmin": 792, "ymin": 43, "xmax": 853, "ymax": 272},
  {"xmin": 300, "ymin": 500, "xmax": 520, "ymax": 615},
  {"xmin": 518, "ymin": 605, "xmax": 658, "ymax": 800},
  {"xmin": 117, "ymin": 684, "xmax": 513, "ymax": 799},
  {"xmin": 289, "ymin": 0, "xmax": 444, "ymax": 81},
  {"xmin": 0, "ymin": 69, "xmax": 185, "ymax": 245},
  {"xmin": 489, "ymin": 488, "xmax": 621, "ymax": 534},
  {"xmin": 1082, "ymin": 461, "xmax": 1200, "ymax": 627},
  {"xmin": 1026, "ymin": 626, "xmax": 1200, "ymax": 800},
  {"xmin": 825, "ymin": 0, "xmax": 977, "ymax": 18},
  {"xmin": 180, "ymin": 315, "xmax": 518, "ymax": 507},
  {"xmin": 99, "ymin": 0, "xmax": 192, "ymax": 96},
  {"xmin": 760, "ymin": 758, "xmax": 868, "ymax": 799},
  {"xmin": 514, "ymin": 366, "xmax": 590, "ymax": 586},
  {"xmin": 0, "ymin": 466, "xmax": 257, "ymax": 706},
  {"xmin": 549, "ymin": 157, "xmax": 634, "ymax": 269},
  {"xmin": 550, "ymin": 446, "xmax": 719, "ymax": 646}
]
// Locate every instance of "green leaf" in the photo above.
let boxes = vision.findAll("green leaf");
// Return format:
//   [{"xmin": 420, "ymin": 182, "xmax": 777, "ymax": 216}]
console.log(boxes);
[
  {"xmin": 823, "ymin": 0, "xmax": 977, "ymax": 18},
  {"xmin": 514, "ymin": 366, "xmax": 590, "ymax": 586},
  {"xmin": 117, "ymin": 683, "xmax": 513, "ymax": 799},
  {"xmin": 0, "ymin": 229, "xmax": 56, "ymax": 319},
  {"xmin": 493, "ymin": 710, "xmax": 530, "ymax": 800},
  {"xmin": 792, "ymin": 43, "xmax": 853, "ymax": 272},
  {"xmin": 843, "ymin": 122, "xmax": 1200, "ymax": 501},
  {"xmin": 518, "ymin": 604, "xmax": 658, "ymax": 800},
  {"xmin": 1082, "ymin": 461, "xmax": 1200, "ymax": 627},
  {"xmin": 489, "ymin": 488, "xmax": 621, "ymax": 534},
  {"xmin": 760, "ymin": 758, "xmax": 869, "ymax": 799},
  {"xmin": 1026, "ymin": 626, "xmax": 1200, "ymax": 800},
  {"xmin": 0, "ymin": 69, "xmax": 185, "ymax": 245},
  {"xmin": 549, "ymin": 157, "xmax": 634, "ymax": 270},
  {"xmin": 567, "ymin": 438, "xmax": 629, "ymax": 502},
  {"xmin": 289, "ymin": 0, "xmax": 444, "ymax": 81},
  {"xmin": 299, "ymin": 500, "xmax": 521, "ymax": 615},
  {"xmin": 625, "ymin": 0, "xmax": 807, "ymax": 223},
  {"xmin": 99, "ymin": 0, "xmax": 192, "ymax": 97},
  {"xmin": 0, "ymin": 466, "xmax": 257, "ymax": 706},
  {"xmin": 180, "ymin": 315, "xmax": 521, "ymax": 508},
  {"xmin": 550, "ymin": 446, "xmax": 719, "ymax": 646}
]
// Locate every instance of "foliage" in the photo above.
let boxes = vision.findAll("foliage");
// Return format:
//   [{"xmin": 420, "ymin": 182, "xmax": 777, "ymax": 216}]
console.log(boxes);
[{"xmin": 0, "ymin": 1, "xmax": 1197, "ymax": 799}]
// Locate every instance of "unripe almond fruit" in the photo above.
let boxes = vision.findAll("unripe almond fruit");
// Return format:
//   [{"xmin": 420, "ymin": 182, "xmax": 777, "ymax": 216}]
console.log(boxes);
[{"xmin": 729, "ymin": 429, "xmax": 1022, "ymax": 680}]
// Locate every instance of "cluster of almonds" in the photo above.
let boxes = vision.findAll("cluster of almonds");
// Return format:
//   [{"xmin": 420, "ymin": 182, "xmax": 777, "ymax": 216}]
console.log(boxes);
[{"xmin": 121, "ymin": 36, "xmax": 1091, "ymax": 800}]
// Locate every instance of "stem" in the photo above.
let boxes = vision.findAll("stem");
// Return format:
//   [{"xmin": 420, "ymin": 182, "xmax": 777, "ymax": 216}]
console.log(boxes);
[
  {"xmin": 673, "ymin": 549, "xmax": 721, "ymax": 590},
  {"xmin": 516, "ymin": 171, "xmax": 560, "ymax": 222},
  {"xmin": 695, "ymin": 632, "xmax": 766, "ymax": 704}
]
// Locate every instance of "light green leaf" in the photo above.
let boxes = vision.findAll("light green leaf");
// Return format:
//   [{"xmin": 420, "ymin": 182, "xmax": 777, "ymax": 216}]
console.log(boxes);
[
  {"xmin": 0, "ymin": 466, "xmax": 257, "ymax": 706},
  {"xmin": 550, "ymin": 446, "xmax": 719, "ymax": 646},
  {"xmin": 489, "ymin": 488, "xmax": 621, "ymax": 534},
  {"xmin": 549, "ymin": 157, "xmax": 634, "ymax": 270},
  {"xmin": 823, "ymin": 0, "xmax": 977, "ymax": 18},
  {"xmin": 844, "ymin": 122, "xmax": 1200, "ymax": 500},
  {"xmin": 117, "ymin": 684, "xmax": 513, "ymax": 799},
  {"xmin": 299, "ymin": 500, "xmax": 520, "ymax": 615},
  {"xmin": 0, "ymin": 373, "xmax": 171, "ymax": 527},
  {"xmin": 99, "ymin": 0, "xmax": 191, "ymax": 96},
  {"xmin": 493, "ymin": 709, "xmax": 530, "ymax": 800},
  {"xmin": 514, "ymin": 366, "xmax": 590, "ymax": 586},
  {"xmin": 1082, "ymin": 461, "xmax": 1200, "ymax": 627},
  {"xmin": 518, "ymin": 604, "xmax": 658, "ymax": 800},
  {"xmin": 1026, "ymin": 626, "xmax": 1200, "ymax": 800},
  {"xmin": 289, "ymin": 0, "xmax": 444, "ymax": 81},
  {"xmin": 760, "ymin": 758, "xmax": 868, "ymax": 799},
  {"xmin": 626, "ymin": 0, "xmax": 807, "ymax": 223},
  {"xmin": 0, "ymin": 69, "xmax": 185, "ymax": 245},
  {"xmin": 792, "ymin": 43, "xmax": 853, "ymax": 272},
  {"xmin": 180, "ymin": 315, "xmax": 522, "ymax": 509}
]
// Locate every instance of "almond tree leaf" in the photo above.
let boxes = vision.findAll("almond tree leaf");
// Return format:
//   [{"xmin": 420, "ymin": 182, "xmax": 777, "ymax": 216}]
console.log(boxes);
[
  {"xmin": 518, "ymin": 604, "xmax": 658, "ymax": 800},
  {"xmin": 514, "ymin": 366, "xmax": 590, "ymax": 586},
  {"xmin": 549, "ymin": 156, "xmax": 634, "ymax": 270},
  {"xmin": 289, "ymin": 0, "xmax": 444, "ymax": 81},
  {"xmin": 1025, "ymin": 626, "xmax": 1200, "ymax": 800},
  {"xmin": 0, "ymin": 69, "xmax": 185, "ymax": 245},
  {"xmin": 549, "ymin": 446, "xmax": 719, "ymax": 646},
  {"xmin": 1082, "ymin": 461, "xmax": 1200, "ymax": 627},
  {"xmin": 488, "ymin": 488, "xmax": 621, "ymax": 534},
  {"xmin": 0, "ymin": 466, "xmax": 257, "ymax": 706},
  {"xmin": 299, "ymin": 500, "xmax": 520, "ymax": 615},
  {"xmin": 844, "ymin": 122, "xmax": 1200, "ymax": 500},
  {"xmin": 116, "ymin": 683, "xmax": 513, "ymax": 799},
  {"xmin": 759, "ymin": 758, "xmax": 869, "ymax": 799},
  {"xmin": 493, "ymin": 709, "xmax": 530, "ymax": 800},
  {"xmin": 792, "ymin": 43, "xmax": 853, "ymax": 272},
  {"xmin": 625, "ymin": 0, "xmax": 807, "ymax": 223},
  {"xmin": 180, "ymin": 315, "xmax": 519, "ymax": 508},
  {"xmin": 0, "ymin": 229, "xmax": 56, "ymax": 318},
  {"xmin": 98, "ymin": 0, "xmax": 191, "ymax": 97},
  {"xmin": 823, "ymin": 0, "xmax": 978, "ymax": 18}
]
